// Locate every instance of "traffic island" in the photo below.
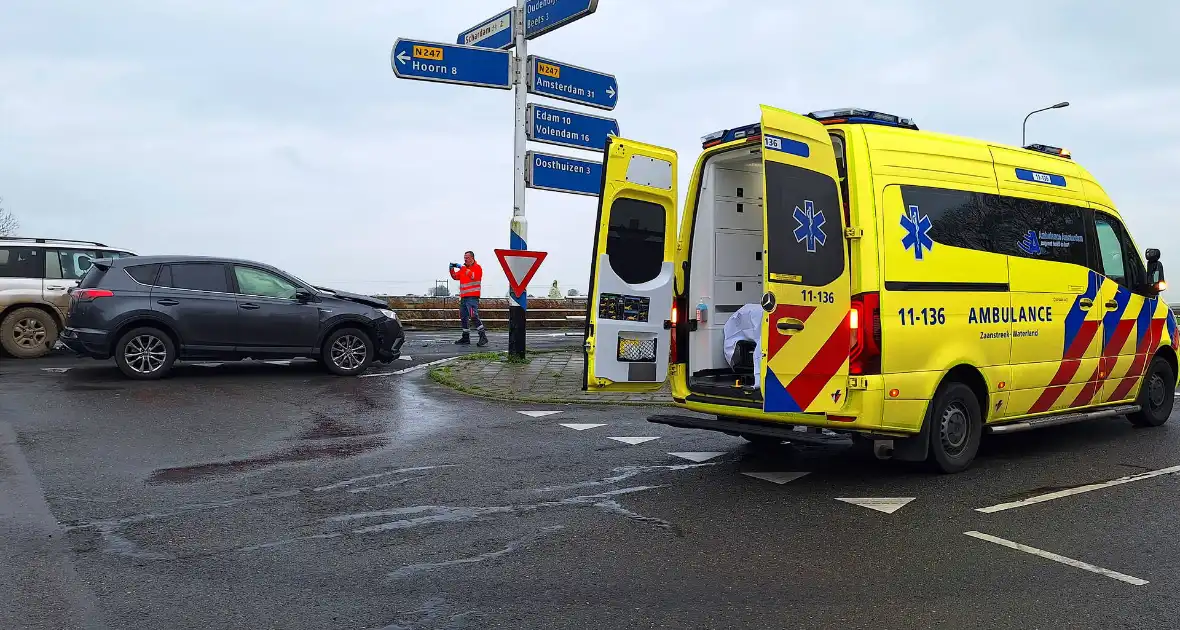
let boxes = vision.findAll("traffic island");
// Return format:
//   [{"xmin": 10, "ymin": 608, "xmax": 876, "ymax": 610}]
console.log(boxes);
[{"xmin": 429, "ymin": 349, "xmax": 673, "ymax": 406}]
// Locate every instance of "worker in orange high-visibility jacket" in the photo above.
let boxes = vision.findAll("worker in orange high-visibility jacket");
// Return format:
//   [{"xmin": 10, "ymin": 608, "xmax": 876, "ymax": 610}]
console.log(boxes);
[{"xmin": 449, "ymin": 250, "xmax": 488, "ymax": 347}]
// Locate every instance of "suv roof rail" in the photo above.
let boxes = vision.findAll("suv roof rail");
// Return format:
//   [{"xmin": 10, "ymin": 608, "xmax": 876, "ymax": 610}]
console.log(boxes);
[{"xmin": 0, "ymin": 236, "xmax": 108, "ymax": 247}]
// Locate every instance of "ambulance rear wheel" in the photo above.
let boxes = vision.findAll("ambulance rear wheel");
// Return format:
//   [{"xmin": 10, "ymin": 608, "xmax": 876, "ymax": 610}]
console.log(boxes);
[
  {"xmin": 1128, "ymin": 356, "xmax": 1174, "ymax": 428},
  {"xmin": 925, "ymin": 382, "xmax": 982, "ymax": 474}
]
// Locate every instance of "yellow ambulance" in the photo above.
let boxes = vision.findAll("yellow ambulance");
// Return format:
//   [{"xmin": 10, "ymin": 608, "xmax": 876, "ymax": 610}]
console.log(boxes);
[{"xmin": 583, "ymin": 105, "xmax": 1174, "ymax": 472}]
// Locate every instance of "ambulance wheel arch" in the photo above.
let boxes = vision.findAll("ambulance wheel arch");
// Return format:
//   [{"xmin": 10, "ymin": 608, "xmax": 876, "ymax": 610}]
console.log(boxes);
[{"xmin": 583, "ymin": 136, "xmax": 678, "ymax": 392}]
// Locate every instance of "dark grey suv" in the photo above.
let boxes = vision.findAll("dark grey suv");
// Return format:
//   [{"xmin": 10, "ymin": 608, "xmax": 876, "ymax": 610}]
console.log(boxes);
[{"xmin": 59, "ymin": 255, "xmax": 404, "ymax": 379}]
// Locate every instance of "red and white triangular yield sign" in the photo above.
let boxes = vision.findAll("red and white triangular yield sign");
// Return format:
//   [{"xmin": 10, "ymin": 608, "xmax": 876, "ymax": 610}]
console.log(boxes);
[{"xmin": 494, "ymin": 249, "xmax": 548, "ymax": 296}]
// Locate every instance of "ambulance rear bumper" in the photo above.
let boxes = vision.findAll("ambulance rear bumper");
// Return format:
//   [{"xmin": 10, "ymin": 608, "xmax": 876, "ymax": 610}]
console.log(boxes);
[{"xmin": 647, "ymin": 413, "xmax": 858, "ymax": 446}]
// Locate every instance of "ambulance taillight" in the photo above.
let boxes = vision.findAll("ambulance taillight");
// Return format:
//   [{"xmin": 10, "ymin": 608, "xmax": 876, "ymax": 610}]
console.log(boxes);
[{"xmin": 849, "ymin": 292, "xmax": 881, "ymax": 375}]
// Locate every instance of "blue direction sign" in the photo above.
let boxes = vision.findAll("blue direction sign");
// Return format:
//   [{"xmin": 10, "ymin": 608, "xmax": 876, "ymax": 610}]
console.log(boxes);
[
  {"xmin": 458, "ymin": 8, "xmax": 514, "ymax": 50},
  {"xmin": 526, "ymin": 151, "xmax": 603, "ymax": 197},
  {"xmin": 525, "ymin": 0, "xmax": 599, "ymax": 39},
  {"xmin": 527, "ymin": 56, "xmax": 617, "ymax": 110},
  {"xmin": 527, "ymin": 104, "xmax": 618, "ymax": 152},
  {"xmin": 391, "ymin": 39, "xmax": 511, "ymax": 90}
]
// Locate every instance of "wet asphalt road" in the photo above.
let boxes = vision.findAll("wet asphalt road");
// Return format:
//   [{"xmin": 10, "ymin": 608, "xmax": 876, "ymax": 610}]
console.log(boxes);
[{"xmin": 3, "ymin": 331, "xmax": 1180, "ymax": 630}]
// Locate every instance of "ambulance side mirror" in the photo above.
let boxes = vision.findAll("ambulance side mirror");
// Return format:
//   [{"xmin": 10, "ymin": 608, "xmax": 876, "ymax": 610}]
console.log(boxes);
[{"xmin": 1146, "ymin": 249, "xmax": 1166, "ymax": 294}]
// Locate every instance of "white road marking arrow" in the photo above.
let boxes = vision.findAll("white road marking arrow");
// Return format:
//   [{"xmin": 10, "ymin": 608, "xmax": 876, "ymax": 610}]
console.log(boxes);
[
  {"xmin": 40, "ymin": 367, "xmax": 71, "ymax": 373},
  {"xmin": 742, "ymin": 471, "xmax": 809, "ymax": 485},
  {"xmin": 606, "ymin": 86, "xmax": 616, "ymax": 99},
  {"xmin": 396, "ymin": 51, "xmax": 410, "ymax": 64},
  {"xmin": 668, "ymin": 452, "xmax": 727, "ymax": 463},
  {"xmin": 559, "ymin": 423, "xmax": 605, "ymax": 430},
  {"xmin": 607, "ymin": 436, "xmax": 660, "ymax": 445},
  {"xmin": 836, "ymin": 497, "xmax": 915, "ymax": 514},
  {"xmin": 517, "ymin": 410, "xmax": 562, "ymax": 418}
]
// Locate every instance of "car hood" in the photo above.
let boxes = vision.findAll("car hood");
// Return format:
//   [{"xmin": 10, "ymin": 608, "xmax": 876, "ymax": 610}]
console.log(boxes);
[{"xmin": 314, "ymin": 287, "xmax": 388, "ymax": 309}]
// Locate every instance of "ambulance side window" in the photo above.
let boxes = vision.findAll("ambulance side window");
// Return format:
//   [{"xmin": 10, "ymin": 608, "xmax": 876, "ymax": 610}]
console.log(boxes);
[
  {"xmin": 606, "ymin": 198, "xmax": 665, "ymax": 285},
  {"xmin": 1094, "ymin": 214, "xmax": 1129, "ymax": 287},
  {"xmin": 988, "ymin": 197, "xmax": 1089, "ymax": 267}
]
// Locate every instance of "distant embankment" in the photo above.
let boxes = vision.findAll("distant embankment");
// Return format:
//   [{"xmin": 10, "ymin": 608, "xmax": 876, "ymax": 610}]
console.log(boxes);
[{"xmin": 386, "ymin": 296, "xmax": 588, "ymax": 330}]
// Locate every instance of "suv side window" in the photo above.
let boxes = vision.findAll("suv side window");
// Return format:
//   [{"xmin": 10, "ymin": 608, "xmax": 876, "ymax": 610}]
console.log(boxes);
[
  {"xmin": 125, "ymin": 264, "xmax": 162, "ymax": 286},
  {"xmin": 45, "ymin": 249, "xmax": 98, "ymax": 281},
  {"xmin": 164, "ymin": 263, "xmax": 230, "ymax": 293},
  {"xmin": 1093, "ymin": 213, "xmax": 1143, "ymax": 290},
  {"xmin": 233, "ymin": 266, "xmax": 298, "ymax": 299},
  {"xmin": 0, "ymin": 247, "xmax": 45, "ymax": 279}
]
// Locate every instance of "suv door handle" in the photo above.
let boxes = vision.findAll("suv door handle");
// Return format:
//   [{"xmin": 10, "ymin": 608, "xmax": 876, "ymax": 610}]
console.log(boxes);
[
  {"xmin": 1105, "ymin": 299, "xmax": 1120, "ymax": 309},
  {"xmin": 776, "ymin": 319, "xmax": 805, "ymax": 333},
  {"xmin": 156, "ymin": 299, "xmax": 179, "ymax": 306},
  {"xmin": 45, "ymin": 285, "xmax": 69, "ymax": 291},
  {"xmin": 239, "ymin": 303, "xmax": 260, "ymax": 310},
  {"xmin": 1078, "ymin": 298, "xmax": 1093, "ymax": 310}
]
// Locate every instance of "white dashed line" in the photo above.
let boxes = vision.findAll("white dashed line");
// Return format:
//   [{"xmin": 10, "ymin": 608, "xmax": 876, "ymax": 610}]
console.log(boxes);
[
  {"xmin": 606, "ymin": 436, "xmax": 660, "ymax": 445},
  {"xmin": 667, "ymin": 452, "xmax": 727, "ymax": 463},
  {"xmin": 964, "ymin": 531, "xmax": 1148, "ymax": 586},
  {"xmin": 517, "ymin": 411, "xmax": 562, "ymax": 418},
  {"xmin": 975, "ymin": 464, "xmax": 1180, "ymax": 513},
  {"xmin": 836, "ymin": 497, "xmax": 915, "ymax": 514},
  {"xmin": 741, "ymin": 471, "xmax": 809, "ymax": 485}
]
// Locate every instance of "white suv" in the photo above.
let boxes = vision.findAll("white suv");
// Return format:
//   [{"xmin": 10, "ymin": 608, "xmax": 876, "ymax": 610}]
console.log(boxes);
[{"xmin": 0, "ymin": 237, "xmax": 136, "ymax": 358}]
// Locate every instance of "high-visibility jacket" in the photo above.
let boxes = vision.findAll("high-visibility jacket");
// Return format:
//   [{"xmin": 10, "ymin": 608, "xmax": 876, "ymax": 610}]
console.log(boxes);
[{"xmin": 450, "ymin": 262, "xmax": 483, "ymax": 298}]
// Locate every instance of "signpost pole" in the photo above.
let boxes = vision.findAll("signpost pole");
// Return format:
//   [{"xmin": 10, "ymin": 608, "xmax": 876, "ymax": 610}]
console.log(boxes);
[{"xmin": 508, "ymin": 0, "xmax": 529, "ymax": 360}]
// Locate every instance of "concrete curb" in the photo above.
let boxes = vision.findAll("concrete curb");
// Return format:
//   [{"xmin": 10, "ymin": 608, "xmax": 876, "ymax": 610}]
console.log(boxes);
[{"xmin": 427, "ymin": 360, "xmax": 674, "ymax": 407}]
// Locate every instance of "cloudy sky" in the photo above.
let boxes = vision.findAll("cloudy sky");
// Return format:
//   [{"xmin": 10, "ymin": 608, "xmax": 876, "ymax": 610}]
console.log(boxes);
[{"xmin": 2, "ymin": 1, "xmax": 1177, "ymax": 297}]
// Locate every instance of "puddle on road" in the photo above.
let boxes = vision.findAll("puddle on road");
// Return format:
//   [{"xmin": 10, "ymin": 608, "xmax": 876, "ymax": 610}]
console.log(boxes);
[
  {"xmin": 147, "ymin": 437, "xmax": 388, "ymax": 484},
  {"xmin": 299, "ymin": 411, "xmax": 381, "ymax": 440},
  {"xmin": 144, "ymin": 373, "xmax": 462, "ymax": 485}
]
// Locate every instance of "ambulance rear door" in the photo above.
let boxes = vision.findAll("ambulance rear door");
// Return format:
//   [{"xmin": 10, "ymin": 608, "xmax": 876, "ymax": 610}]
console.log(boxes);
[
  {"xmin": 758, "ymin": 105, "xmax": 853, "ymax": 413},
  {"xmin": 583, "ymin": 137, "xmax": 678, "ymax": 392}
]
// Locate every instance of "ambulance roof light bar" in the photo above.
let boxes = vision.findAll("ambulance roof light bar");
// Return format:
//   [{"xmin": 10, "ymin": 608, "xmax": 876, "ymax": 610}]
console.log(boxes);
[
  {"xmin": 808, "ymin": 108, "xmax": 919, "ymax": 130},
  {"xmin": 1022, "ymin": 143, "xmax": 1073, "ymax": 160},
  {"xmin": 701, "ymin": 108, "xmax": 918, "ymax": 149},
  {"xmin": 701, "ymin": 123, "xmax": 761, "ymax": 149}
]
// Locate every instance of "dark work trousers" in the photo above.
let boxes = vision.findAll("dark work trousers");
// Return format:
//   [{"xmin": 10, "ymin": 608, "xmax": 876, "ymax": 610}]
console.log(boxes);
[{"xmin": 460, "ymin": 297, "xmax": 485, "ymax": 332}]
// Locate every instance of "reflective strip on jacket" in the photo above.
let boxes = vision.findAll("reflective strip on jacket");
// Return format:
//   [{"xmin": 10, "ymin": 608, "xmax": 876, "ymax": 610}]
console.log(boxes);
[{"xmin": 450, "ymin": 262, "xmax": 483, "ymax": 297}]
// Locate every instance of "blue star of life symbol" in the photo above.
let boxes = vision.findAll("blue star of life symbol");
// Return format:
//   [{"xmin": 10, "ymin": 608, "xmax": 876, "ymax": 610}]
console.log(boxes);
[
  {"xmin": 900, "ymin": 204, "xmax": 934, "ymax": 260},
  {"xmin": 1018, "ymin": 229, "xmax": 1041, "ymax": 255},
  {"xmin": 792, "ymin": 200, "xmax": 826, "ymax": 253}
]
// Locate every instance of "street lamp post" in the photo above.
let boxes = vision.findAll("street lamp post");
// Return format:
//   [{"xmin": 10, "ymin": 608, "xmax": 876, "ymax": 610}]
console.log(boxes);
[{"xmin": 1023, "ymin": 101, "xmax": 1069, "ymax": 147}]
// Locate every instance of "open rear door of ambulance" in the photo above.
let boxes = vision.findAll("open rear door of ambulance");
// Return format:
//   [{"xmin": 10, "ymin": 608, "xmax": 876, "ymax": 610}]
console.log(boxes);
[
  {"xmin": 759, "ymin": 105, "xmax": 852, "ymax": 413},
  {"xmin": 583, "ymin": 136, "xmax": 677, "ymax": 392}
]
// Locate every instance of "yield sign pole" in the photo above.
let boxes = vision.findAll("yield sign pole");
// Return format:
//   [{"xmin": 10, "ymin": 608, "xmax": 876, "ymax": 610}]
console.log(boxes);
[{"xmin": 509, "ymin": 0, "xmax": 530, "ymax": 357}]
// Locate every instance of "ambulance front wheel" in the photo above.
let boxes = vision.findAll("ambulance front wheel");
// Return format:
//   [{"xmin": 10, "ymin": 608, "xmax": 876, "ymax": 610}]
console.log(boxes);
[
  {"xmin": 925, "ymin": 382, "xmax": 983, "ymax": 474},
  {"xmin": 1128, "ymin": 356, "xmax": 1174, "ymax": 428}
]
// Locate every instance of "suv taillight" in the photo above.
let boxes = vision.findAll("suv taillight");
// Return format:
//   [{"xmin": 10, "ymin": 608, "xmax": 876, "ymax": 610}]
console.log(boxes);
[
  {"xmin": 849, "ymin": 292, "xmax": 881, "ymax": 375},
  {"xmin": 73, "ymin": 288, "xmax": 114, "ymax": 302}
]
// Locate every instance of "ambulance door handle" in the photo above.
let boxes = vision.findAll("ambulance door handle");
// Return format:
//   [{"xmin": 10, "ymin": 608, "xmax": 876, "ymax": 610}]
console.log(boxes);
[
  {"xmin": 1078, "ymin": 298, "xmax": 1093, "ymax": 310},
  {"xmin": 1104, "ymin": 299, "xmax": 1119, "ymax": 309},
  {"xmin": 776, "ymin": 319, "xmax": 805, "ymax": 333}
]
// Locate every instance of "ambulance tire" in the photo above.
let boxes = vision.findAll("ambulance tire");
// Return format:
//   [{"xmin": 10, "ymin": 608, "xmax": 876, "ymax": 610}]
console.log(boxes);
[
  {"xmin": 925, "ymin": 381, "xmax": 982, "ymax": 474},
  {"xmin": 1128, "ymin": 356, "xmax": 1174, "ymax": 428}
]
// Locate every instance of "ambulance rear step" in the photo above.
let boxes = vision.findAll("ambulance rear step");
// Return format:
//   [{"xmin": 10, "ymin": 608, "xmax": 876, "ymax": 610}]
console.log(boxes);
[
  {"xmin": 986, "ymin": 404, "xmax": 1140, "ymax": 434},
  {"xmin": 647, "ymin": 414, "xmax": 853, "ymax": 446}
]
